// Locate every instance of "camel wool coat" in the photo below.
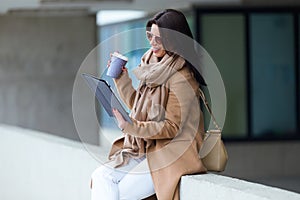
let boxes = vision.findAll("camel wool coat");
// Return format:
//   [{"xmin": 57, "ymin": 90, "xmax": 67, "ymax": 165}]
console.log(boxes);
[{"xmin": 109, "ymin": 63, "xmax": 207, "ymax": 200}]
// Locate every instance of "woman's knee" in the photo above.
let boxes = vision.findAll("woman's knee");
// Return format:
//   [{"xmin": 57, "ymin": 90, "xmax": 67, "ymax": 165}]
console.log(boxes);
[
  {"xmin": 91, "ymin": 165, "xmax": 120, "ymax": 185},
  {"xmin": 91, "ymin": 166, "xmax": 105, "ymax": 180},
  {"xmin": 90, "ymin": 166, "xmax": 109, "ymax": 188}
]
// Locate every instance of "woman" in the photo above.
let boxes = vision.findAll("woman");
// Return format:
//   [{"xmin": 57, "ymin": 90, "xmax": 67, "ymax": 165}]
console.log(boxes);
[{"xmin": 91, "ymin": 9, "xmax": 207, "ymax": 200}]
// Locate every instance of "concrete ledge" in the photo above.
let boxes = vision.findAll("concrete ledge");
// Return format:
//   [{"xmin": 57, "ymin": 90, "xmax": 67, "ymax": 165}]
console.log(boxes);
[
  {"xmin": 2, "ymin": 124, "xmax": 300, "ymax": 200},
  {"xmin": 181, "ymin": 174, "xmax": 300, "ymax": 200},
  {"xmin": 0, "ymin": 124, "xmax": 104, "ymax": 200}
]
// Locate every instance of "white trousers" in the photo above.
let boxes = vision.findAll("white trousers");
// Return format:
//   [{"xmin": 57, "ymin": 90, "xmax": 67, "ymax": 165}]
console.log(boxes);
[{"xmin": 91, "ymin": 157, "xmax": 155, "ymax": 200}]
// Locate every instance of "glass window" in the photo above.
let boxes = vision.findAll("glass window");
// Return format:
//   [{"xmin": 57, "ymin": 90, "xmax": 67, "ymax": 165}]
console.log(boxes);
[
  {"xmin": 185, "ymin": 11, "xmax": 196, "ymax": 37},
  {"xmin": 98, "ymin": 19, "xmax": 149, "ymax": 129},
  {"xmin": 200, "ymin": 14, "xmax": 247, "ymax": 138},
  {"xmin": 250, "ymin": 13, "xmax": 297, "ymax": 137}
]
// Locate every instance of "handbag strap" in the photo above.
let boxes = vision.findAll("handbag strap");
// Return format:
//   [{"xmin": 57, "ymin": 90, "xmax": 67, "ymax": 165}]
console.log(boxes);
[{"xmin": 198, "ymin": 88, "xmax": 221, "ymax": 131}]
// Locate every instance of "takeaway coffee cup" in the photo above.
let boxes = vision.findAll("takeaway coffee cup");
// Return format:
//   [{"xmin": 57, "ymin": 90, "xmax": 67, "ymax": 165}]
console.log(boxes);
[{"xmin": 106, "ymin": 52, "xmax": 128, "ymax": 78}]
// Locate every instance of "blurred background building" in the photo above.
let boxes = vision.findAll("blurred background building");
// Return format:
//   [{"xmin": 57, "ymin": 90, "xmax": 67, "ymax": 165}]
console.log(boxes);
[{"xmin": 1, "ymin": 0, "xmax": 300, "ymax": 199}]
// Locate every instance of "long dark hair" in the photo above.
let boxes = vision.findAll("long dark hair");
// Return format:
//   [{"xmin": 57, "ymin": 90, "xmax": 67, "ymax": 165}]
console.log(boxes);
[{"xmin": 146, "ymin": 9, "xmax": 206, "ymax": 86}]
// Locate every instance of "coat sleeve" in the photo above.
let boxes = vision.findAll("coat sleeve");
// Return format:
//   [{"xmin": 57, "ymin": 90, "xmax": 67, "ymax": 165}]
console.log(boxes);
[
  {"xmin": 113, "ymin": 71, "xmax": 137, "ymax": 110},
  {"xmin": 122, "ymin": 69, "xmax": 199, "ymax": 140}
]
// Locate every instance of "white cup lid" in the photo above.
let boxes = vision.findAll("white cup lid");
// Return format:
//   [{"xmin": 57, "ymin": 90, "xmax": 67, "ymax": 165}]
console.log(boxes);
[{"xmin": 112, "ymin": 52, "xmax": 128, "ymax": 61}]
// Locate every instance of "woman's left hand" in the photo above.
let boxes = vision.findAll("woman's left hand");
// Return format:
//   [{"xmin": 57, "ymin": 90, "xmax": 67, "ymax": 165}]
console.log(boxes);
[{"xmin": 112, "ymin": 108, "xmax": 126, "ymax": 131}]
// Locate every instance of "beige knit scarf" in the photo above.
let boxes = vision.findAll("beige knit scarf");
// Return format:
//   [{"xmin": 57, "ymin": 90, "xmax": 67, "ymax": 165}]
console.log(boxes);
[
  {"xmin": 110, "ymin": 50, "xmax": 186, "ymax": 167},
  {"xmin": 133, "ymin": 50, "xmax": 185, "ymax": 87}
]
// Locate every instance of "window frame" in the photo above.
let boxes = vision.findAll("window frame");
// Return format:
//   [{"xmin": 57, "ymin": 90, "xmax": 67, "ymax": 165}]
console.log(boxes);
[{"xmin": 195, "ymin": 6, "xmax": 300, "ymax": 142}]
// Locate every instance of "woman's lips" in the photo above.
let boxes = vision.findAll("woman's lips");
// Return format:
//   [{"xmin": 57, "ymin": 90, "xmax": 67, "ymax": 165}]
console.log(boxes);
[{"xmin": 151, "ymin": 47, "xmax": 160, "ymax": 53}]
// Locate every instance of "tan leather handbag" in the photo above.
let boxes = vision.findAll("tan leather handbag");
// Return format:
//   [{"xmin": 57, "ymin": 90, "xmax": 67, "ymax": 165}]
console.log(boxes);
[{"xmin": 198, "ymin": 89, "xmax": 228, "ymax": 172}]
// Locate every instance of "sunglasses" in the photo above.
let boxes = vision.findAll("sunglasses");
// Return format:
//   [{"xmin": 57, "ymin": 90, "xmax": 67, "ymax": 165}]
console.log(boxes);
[{"xmin": 146, "ymin": 31, "xmax": 163, "ymax": 44}]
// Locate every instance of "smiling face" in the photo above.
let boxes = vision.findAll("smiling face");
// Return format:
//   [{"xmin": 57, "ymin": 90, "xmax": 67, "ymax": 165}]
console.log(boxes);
[{"xmin": 148, "ymin": 24, "xmax": 166, "ymax": 58}]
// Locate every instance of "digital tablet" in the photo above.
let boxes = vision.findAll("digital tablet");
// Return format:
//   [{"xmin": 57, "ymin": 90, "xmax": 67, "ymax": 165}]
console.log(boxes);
[{"xmin": 82, "ymin": 73, "xmax": 133, "ymax": 124}]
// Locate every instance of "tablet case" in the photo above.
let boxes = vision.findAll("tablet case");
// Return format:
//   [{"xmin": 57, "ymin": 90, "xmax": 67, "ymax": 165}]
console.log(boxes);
[{"xmin": 82, "ymin": 73, "xmax": 132, "ymax": 124}]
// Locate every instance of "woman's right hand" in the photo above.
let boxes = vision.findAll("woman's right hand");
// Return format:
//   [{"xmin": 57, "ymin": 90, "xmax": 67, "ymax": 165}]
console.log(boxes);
[
  {"xmin": 107, "ymin": 52, "xmax": 128, "ymax": 72},
  {"xmin": 106, "ymin": 53, "xmax": 112, "ymax": 68}
]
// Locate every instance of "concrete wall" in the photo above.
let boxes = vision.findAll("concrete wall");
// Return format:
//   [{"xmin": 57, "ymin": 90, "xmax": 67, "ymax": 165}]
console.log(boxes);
[
  {"xmin": 0, "ymin": 124, "xmax": 104, "ymax": 200},
  {"xmin": 0, "ymin": 12, "xmax": 98, "ymax": 143},
  {"xmin": 180, "ymin": 174, "xmax": 300, "ymax": 200},
  {"xmin": 222, "ymin": 141, "xmax": 300, "ymax": 193}
]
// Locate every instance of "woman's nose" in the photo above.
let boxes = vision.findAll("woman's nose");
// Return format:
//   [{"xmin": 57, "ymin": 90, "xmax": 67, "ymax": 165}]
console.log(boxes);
[{"xmin": 149, "ymin": 37, "xmax": 156, "ymax": 45}]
